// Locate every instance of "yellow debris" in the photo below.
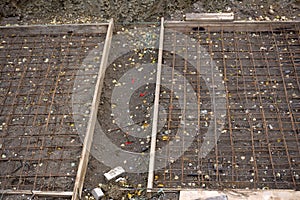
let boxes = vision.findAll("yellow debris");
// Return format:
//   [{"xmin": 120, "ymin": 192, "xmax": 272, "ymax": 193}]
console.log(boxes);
[
  {"xmin": 162, "ymin": 136, "xmax": 169, "ymax": 141},
  {"xmin": 143, "ymin": 123, "xmax": 149, "ymax": 128},
  {"xmin": 127, "ymin": 193, "xmax": 133, "ymax": 199}
]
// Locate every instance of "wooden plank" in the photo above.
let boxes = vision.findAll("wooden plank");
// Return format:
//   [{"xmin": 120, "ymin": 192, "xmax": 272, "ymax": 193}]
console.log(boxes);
[
  {"xmin": 164, "ymin": 20, "xmax": 299, "ymax": 32},
  {"xmin": 0, "ymin": 23, "xmax": 109, "ymax": 36},
  {"xmin": 147, "ymin": 17, "xmax": 165, "ymax": 192},
  {"xmin": 72, "ymin": 18, "xmax": 114, "ymax": 200},
  {"xmin": 179, "ymin": 189, "xmax": 300, "ymax": 200},
  {"xmin": 0, "ymin": 190, "xmax": 73, "ymax": 197},
  {"xmin": 185, "ymin": 12, "xmax": 234, "ymax": 21}
]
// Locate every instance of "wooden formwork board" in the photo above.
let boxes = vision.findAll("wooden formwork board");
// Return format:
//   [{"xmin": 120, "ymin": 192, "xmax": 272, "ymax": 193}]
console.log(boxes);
[
  {"xmin": 72, "ymin": 19, "xmax": 114, "ymax": 200},
  {"xmin": 179, "ymin": 189, "xmax": 300, "ymax": 200},
  {"xmin": 164, "ymin": 20, "xmax": 299, "ymax": 32},
  {"xmin": 0, "ymin": 23, "xmax": 108, "ymax": 36}
]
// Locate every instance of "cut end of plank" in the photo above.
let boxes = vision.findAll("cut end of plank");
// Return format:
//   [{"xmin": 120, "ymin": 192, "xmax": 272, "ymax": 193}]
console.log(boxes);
[
  {"xmin": 179, "ymin": 190, "xmax": 300, "ymax": 200},
  {"xmin": 185, "ymin": 13, "xmax": 234, "ymax": 21}
]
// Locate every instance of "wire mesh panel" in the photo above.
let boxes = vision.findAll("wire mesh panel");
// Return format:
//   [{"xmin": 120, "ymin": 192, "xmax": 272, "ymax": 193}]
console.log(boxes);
[
  {"xmin": 0, "ymin": 25, "xmax": 106, "ymax": 192},
  {"xmin": 154, "ymin": 22, "xmax": 300, "ymax": 190}
]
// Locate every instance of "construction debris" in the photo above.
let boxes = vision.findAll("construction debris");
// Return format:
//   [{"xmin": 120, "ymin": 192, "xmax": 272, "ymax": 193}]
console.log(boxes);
[
  {"xmin": 104, "ymin": 166, "xmax": 126, "ymax": 181},
  {"xmin": 91, "ymin": 188, "xmax": 105, "ymax": 200}
]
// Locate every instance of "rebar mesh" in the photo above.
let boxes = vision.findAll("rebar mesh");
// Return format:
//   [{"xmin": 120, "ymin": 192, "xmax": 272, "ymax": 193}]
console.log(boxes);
[
  {"xmin": 0, "ymin": 26, "xmax": 106, "ymax": 192},
  {"xmin": 154, "ymin": 22, "xmax": 300, "ymax": 190}
]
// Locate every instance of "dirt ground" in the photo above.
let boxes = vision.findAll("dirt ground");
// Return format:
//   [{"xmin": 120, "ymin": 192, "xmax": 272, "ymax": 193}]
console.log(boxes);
[
  {"xmin": 0, "ymin": 0, "xmax": 299, "ymax": 25},
  {"xmin": 0, "ymin": 1, "xmax": 299, "ymax": 200}
]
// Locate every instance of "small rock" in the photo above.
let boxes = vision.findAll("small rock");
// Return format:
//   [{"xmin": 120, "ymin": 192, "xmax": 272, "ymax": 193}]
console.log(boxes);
[
  {"xmin": 285, "ymin": 70, "xmax": 291, "ymax": 74},
  {"xmin": 268, "ymin": 124, "xmax": 274, "ymax": 130},
  {"xmin": 276, "ymin": 172, "xmax": 281, "ymax": 178},
  {"xmin": 204, "ymin": 175, "xmax": 210, "ymax": 180},
  {"xmin": 141, "ymin": 146, "xmax": 149, "ymax": 152},
  {"xmin": 260, "ymin": 47, "xmax": 267, "ymax": 51},
  {"xmin": 265, "ymin": 16, "xmax": 270, "ymax": 21},
  {"xmin": 201, "ymin": 110, "xmax": 208, "ymax": 114},
  {"xmin": 269, "ymin": 9, "xmax": 275, "ymax": 15}
]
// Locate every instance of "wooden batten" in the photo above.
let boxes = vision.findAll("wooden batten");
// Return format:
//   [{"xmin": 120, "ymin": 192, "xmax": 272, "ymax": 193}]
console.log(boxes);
[
  {"xmin": 164, "ymin": 20, "xmax": 299, "ymax": 32},
  {"xmin": 180, "ymin": 189, "xmax": 300, "ymax": 200},
  {"xmin": 0, "ymin": 23, "xmax": 109, "ymax": 36},
  {"xmin": 71, "ymin": 19, "xmax": 114, "ymax": 200},
  {"xmin": 147, "ymin": 17, "xmax": 165, "ymax": 192},
  {"xmin": 185, "ymin": 12, "xmax": 234, "ymax": 22}
]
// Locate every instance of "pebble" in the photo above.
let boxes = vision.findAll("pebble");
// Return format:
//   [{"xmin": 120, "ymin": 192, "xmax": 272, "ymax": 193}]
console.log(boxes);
[
  {"xmin": 285, "ymin": 70, "xmax": 291, "ymax": 74},
  {"xmin": 268, "ymin": 124, "xmax": 274, "ymax": 130},
  {"xmin": 141, "ymin": 146, "xmax": 149, "ymax": 152},
  {"xmin": 276, "ymin": 172, "xmax": 281, "ymax": 178},
  {"xmin": 201, "ymin": 110, "xmax": 208, "ymax": 114},
  {"xmin": 204, "ymin": 175, "xmax": 210, "ymax": 180},
  {"xmin": 260, "ymin": 47, "xmax": 267, "ymax": 51}
]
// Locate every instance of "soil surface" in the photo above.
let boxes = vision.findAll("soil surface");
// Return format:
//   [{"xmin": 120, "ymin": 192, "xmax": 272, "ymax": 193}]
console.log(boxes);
[
  {"xmin": 0, "ymin": 1, "xmax": 299, "ymax": 200},
  {"xmin": 0, "ymin": 0, "xmax": 299, "ymax": 25}
]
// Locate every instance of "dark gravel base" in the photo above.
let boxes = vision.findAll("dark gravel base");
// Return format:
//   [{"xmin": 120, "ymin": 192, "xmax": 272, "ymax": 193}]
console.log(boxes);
[{"xmin": 0, "ymin": 0, "xmax": 299, "ymax": 25}]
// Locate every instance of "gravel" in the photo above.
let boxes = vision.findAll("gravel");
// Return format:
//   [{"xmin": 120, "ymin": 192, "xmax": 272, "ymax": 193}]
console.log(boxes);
[{"xmin": 0, "ymin": 0, "xmax": 299, "ymax": 25}]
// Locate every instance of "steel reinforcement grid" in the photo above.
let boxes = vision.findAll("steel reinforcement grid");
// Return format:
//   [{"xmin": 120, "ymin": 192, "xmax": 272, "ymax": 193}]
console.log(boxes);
[
  {"xmin": 153, "ymin": 21, "xmax": 300, "ymax": 190},
  {"xmin": 0, "ymin": 20, "xmax": 299, "ymax": 199},
  {"xmin": 0, "ymin": 24, "xmax": 107, "ymax": 196}
]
